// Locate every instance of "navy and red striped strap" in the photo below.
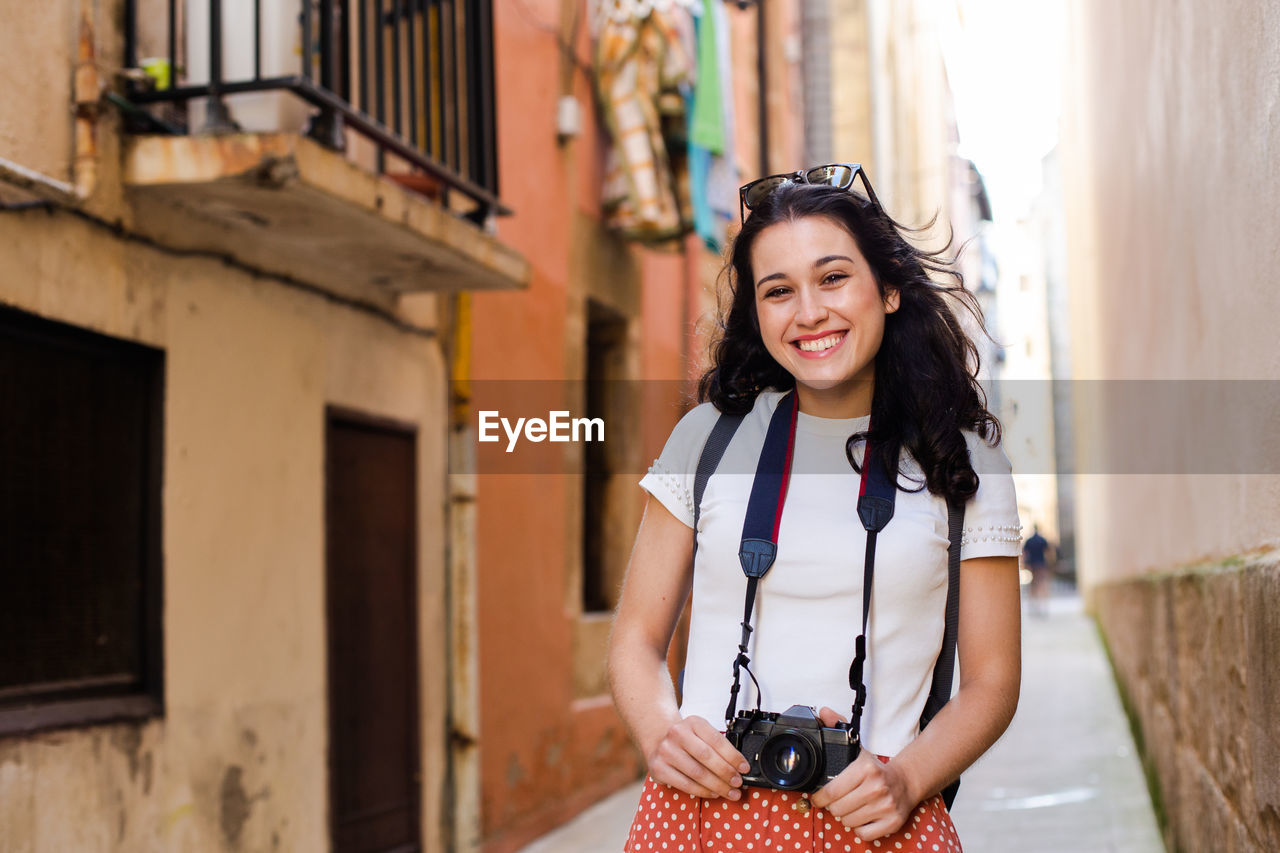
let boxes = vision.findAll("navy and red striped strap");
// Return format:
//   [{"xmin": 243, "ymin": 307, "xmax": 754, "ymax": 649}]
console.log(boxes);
[
  {"xmin": 724, "ymin": 390, "xmax": 899, "ymax": 731},
  {"xmin": 736, "ymin": 389, "xmax": 799, "ymax": 578}
]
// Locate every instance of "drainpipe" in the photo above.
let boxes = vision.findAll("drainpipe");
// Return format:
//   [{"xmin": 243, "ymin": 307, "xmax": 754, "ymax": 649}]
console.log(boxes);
[
  {"xmin": 446, "ymin": 291, "xmax": 481, "ymax": 853},
  {"xmin": 72, "ymin": 6, "xmax": 101, "ymax": 200}
]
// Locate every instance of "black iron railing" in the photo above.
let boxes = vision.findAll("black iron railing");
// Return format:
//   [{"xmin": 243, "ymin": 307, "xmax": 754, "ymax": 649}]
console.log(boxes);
[{"xmin": 123, "ymin": 0, "xmax": 504, "ymax": 219}]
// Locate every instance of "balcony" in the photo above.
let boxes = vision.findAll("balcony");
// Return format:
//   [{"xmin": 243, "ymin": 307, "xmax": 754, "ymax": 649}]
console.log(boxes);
[{"xmin": 117, "ymin": 0, "xmax": 525, "ymax": 298}]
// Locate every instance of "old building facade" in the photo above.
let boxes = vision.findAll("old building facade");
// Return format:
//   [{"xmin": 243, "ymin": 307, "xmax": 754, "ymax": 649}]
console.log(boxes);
[
  {"xmin": 0, "ymin": 1, "xmax": 1003, "ymax": 851},
  {"xmin": 0, "ymin": 0, "xmax": 804, "ymax": 850},
  {"xmin": 2, "ymin": 1, "xmax": 526, "ymax": 851}
]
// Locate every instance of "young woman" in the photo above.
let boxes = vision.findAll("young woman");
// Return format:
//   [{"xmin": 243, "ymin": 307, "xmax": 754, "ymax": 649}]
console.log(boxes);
[{"xmin": 609, "ymin": 165, "xmax": 1022, "ymax": 852}]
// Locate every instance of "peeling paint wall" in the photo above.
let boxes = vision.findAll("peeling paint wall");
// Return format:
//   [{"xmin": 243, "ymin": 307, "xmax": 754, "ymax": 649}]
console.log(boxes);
[
  {"xmin": 0, "ymin": 0, "xmax": 488, "ymax": 847},
  {"xmin": 0, "ymin": 203, "xmax": 452, "ymax": 851}
]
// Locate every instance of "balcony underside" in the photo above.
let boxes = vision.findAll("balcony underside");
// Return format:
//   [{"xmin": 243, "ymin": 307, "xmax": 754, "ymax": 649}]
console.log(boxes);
[{"xmin": 122, "ymin": 133, "xmax": 527, "ymax": 304}]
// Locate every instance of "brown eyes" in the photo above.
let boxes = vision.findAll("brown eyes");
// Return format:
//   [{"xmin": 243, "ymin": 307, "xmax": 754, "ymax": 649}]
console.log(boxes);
[{"xmin": 762, "ymin": 274, "xmax": 847, "ymax": 299}]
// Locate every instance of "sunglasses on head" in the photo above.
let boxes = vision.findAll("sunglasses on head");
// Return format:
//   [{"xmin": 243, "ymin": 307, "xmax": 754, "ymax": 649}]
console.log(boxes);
[{"xmin": 738, "ymin": 163, "xmax": 882, "ymax": 223}]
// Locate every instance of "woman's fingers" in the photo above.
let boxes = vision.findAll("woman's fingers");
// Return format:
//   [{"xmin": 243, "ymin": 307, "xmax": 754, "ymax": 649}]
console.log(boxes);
[
  {"xmin": 814, "ymin": 754, "xmax": 913, "ymax": 841},
  {"xmin": 843, "ymin": 814, "xmax": 901, "ymax": 843},
  {"xmin": 684, "ymin": 715, "xmax": 751, "ymax": 775},
  {"xmin": 657, "ymin": 747, "xmax": 743, "ymax": 800},
  {"xmin": 817, "ymin": 706, "xmax": 849, "ymax": 727},
  {"xmin": 809, "ymin": 756, "xmax": 866, "ymax": 810},
  {"xmin": 648, "ymin": 716, "xmax": 749, "ymax": 800},
  {"xmin": 822, "ymin": 781, "xmax": 887, "ymax": 828},
  {"xmin": 649, "ymin": 762, "xmax": 732, "ymax": 801}
]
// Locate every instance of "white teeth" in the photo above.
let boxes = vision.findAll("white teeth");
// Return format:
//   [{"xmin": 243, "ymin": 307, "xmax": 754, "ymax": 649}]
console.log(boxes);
[{"xmin": 796, "ymin": 334, "xmax": 844, "ymax": 352}]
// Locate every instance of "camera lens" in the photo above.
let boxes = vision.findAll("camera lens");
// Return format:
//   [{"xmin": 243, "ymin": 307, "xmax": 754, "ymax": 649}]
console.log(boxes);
[{"xmin": 759, "ymin": 729, "xmax": 821, "ymax": 791}]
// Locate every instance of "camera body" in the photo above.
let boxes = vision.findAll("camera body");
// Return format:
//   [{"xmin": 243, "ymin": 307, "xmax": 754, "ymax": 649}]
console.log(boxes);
[{"xmin": 725, "ymin": 704, "xmax": 860, "ymax": 793}]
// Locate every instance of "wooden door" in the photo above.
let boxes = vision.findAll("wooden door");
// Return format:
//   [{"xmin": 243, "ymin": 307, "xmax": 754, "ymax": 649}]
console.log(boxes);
[{"xmin": 326, "ymin": 414, "xmax": 421, "ymax": 853}]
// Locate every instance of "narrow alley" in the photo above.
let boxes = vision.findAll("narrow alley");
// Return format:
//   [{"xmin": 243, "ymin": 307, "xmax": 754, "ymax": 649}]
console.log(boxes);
[
  {"xmin": 517, "ymin": 590, "xmax": 1164, "ymax": 852},
  {"xmin": 4, "ymin": 1, "xmax": 1278, "ymax": 850}
]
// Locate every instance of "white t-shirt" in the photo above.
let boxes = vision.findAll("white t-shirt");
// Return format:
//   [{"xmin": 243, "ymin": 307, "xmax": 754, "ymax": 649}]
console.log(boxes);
[{"xmin": 639, "ymin": 390, "xmax": 1022, "ymax": 757}]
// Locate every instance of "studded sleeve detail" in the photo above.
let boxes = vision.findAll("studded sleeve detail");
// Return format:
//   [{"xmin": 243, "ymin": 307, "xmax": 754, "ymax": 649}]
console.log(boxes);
[
  {"xmin": 646, "ymin": 457, "xmax": 695, "ymax": 519},
  {"xmin": 960, "ymin": 523, "xmax": 1023, "ymax": 548}
]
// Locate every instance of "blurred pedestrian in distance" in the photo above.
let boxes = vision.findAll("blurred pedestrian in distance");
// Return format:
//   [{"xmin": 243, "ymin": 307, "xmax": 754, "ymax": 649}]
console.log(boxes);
[{"xmin": 1022, "ymin": 524, "xmax": 1055, "ymax": 618}]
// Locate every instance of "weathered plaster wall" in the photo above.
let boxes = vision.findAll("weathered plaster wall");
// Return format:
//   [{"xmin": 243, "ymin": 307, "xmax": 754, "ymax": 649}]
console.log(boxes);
[
  {"xmin": 0, "ymin": 208, "xmax": 451, "ymax": 852},
  {"xmin": 0, "ymin": 0, "xmax": 75, "ymax": 182},
  {"xmin": 1061, "ymin": 2, "xmax": 1280, "ymax": 849}
]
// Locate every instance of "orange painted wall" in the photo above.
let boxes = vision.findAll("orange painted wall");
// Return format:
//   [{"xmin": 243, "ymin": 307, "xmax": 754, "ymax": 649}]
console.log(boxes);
[
  {"xmin": 471, "ymin": 4, "xmax": 681, "ymax": 852},
  {"xmin": 472, "ymin": 2, "xmax": 805, "ymax": 849}
]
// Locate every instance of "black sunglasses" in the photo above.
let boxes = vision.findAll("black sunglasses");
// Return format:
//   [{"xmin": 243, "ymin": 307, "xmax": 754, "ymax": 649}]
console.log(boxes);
[{"xmin": 738, "ymin": 163, "xmax": 882, "ymax": 223}]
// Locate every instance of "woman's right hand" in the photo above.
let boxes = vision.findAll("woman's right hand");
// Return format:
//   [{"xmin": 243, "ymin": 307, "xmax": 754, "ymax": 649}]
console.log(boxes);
[
  {"xmin": 611, "ymin": 498, "xmax": 748, "ymax": 800},
  {"xmin": 646, "ymin": 715, "xmax": 750, "ymax": 801}
]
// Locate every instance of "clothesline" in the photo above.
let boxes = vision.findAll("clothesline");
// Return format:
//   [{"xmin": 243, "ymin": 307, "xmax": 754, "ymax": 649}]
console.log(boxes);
[
  {"xmin": 590, "ymin": 0, "xmax": 702, "ymax": 33},
  {"xmin": 593, "ymin": 0, "xmax": 740, "ymax": 247}
]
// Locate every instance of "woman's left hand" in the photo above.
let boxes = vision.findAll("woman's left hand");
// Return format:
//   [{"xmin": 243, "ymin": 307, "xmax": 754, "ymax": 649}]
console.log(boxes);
[{"xmin": 807, "ymin": 707, "xmax": 917, "ymax": 841}]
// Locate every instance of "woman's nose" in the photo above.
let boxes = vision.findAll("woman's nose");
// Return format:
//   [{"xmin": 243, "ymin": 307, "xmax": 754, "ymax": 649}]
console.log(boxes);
[{"xmin": 795, "ymin": 287, "xmax": 828, "ymax": 326}]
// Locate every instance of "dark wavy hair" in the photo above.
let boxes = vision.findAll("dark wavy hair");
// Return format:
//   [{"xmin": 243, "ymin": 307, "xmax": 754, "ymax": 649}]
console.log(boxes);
[{"xmin": 697, "ymin": 182, "xmax": 1000, "ymax": 503}]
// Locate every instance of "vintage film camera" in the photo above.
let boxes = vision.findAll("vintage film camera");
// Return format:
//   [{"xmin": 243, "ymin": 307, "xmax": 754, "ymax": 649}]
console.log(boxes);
[{"xmin": 725, "ymin": 704, "xmax": 860, "ymax": 793}]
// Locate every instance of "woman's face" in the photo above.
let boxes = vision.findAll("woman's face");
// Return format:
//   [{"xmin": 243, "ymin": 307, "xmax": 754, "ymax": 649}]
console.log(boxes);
[{"xmin": 750, "ymin": 215, "xmax": 899, "ymax": 418}]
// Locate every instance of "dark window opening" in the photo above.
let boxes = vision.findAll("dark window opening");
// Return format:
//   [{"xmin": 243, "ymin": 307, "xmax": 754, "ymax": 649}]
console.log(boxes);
[
  {"xmin": 582, "ymin": 301, "xmax": 627, "ymax": 614},
  {"xmin": 0, "ymin": 307, "xmax": 164, "ymax": 736}
]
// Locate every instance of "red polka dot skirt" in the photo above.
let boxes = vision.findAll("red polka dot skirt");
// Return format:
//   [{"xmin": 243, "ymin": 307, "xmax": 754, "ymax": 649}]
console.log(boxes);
[{"xmin": 623, "ymin": 773, "xmax": 961, "ymax": 853}]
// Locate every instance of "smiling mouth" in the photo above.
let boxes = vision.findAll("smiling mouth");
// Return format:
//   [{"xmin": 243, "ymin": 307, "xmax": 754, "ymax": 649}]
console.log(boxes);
[{"xmin": 794, "ymin": 332, "xmax": 846, "ymax": 353}]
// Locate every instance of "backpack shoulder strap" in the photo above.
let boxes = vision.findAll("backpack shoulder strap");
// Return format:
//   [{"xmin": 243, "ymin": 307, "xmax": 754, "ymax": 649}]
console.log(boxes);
[
  {"xmin": 920, "ymin": 497, "xmax": 965, "ymax": 808},
  {"xmin": 692, "ymin": 411, "xmax": 745, "ymax": 562},
  {"xmin": 676, "ymin": 410, "xmax": 744, "ymax": 699},
  {"xmin": 927, "ymin": 499, "xmax": 964, "ymax": 718}
]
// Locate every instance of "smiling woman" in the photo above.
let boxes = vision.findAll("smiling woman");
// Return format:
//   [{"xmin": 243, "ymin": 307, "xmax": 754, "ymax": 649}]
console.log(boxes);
[
  {"xmin": 608, "ymin": 172, "xmax": 1024, "ymax": 852},
  {"xmin": 750, "ymin": 217, "xmax": 899, "ymax": 419}
]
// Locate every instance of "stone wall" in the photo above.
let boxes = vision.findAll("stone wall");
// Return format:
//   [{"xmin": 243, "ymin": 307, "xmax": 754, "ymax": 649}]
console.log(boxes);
[
  {"xmin": 0, "ymin": 203, "xmax": 452, "ymax": 852},
  {"xmin": 1093, "ymin": 555, "xmax": 1280, "ymax": 852}
]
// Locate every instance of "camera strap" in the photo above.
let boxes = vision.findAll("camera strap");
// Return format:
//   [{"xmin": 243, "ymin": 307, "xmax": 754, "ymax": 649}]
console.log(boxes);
[
  {"xmin": 850, "ymin": 435, "xmax": 899, "ymax": 738},
  {"xmin": 723, "ymin": 389, "xmax": 799, "ymax": 724},
  {"xmin": 723, "ymin": 390, "xmax": 897, "ymax": 743}
]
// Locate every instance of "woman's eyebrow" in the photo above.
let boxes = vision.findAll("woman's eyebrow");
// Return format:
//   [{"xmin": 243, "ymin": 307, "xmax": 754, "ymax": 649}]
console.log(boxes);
[
  {"xmin": 755, "ymin": 271, "xmax": 788, "ymax": 289},
  {"xmin": 756, "ymin": 255, "xmax": 855, "ymax": 289},
  {"xmin": 815, "ymin": 254, "xmax": 855, "ymax": 267}
]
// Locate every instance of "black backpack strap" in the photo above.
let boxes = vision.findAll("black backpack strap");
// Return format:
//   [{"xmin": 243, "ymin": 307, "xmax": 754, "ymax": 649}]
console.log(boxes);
[
  {"xmin": 676, "ymin": 410, "xmax": 744, "ymax": 700},
  {"xmin": 920, "ymin": 497, "xmax": 965, "ymax": 809},
  {"xmin": 692, "ymin": 411, "xmax": 745, "ymax": 563}
]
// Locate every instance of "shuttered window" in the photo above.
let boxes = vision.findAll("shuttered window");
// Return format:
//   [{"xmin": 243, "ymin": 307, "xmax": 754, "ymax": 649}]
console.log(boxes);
[{"xmin": 0, "ymin": 306, "xmax": 164, "ymax": 735}]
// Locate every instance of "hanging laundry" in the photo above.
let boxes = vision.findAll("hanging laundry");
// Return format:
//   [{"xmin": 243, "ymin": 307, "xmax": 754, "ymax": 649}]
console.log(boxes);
[
  {"xmin": 688, "ymin": 0, "xmax": 723, "ymax": 250},
  {"xmin": 686, "ymin": 0, "xmax": 739, "ymax": 252},
  {"xmin": 596, "ymin": 3, "xmax": 696, "ymax": 244},
  {"xmin": 689, "ymin": 143, "xmax": 716, "ymax": 249},
  {"xmin": 705, "ymin": 0, "xmax": 740, "ymax": 233},
  {"xmin": 689, "ymin": 0, "xmax": 724, "ymax": 154}
]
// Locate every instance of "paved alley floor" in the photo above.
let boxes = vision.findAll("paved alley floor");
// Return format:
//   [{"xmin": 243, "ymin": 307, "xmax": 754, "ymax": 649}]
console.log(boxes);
[
  {"xmin": 518, "ymin": 592, "xmax": 1165, "ymax": 852},
  {"xmin": 946, "ymin": 593, "xmax": 1165, "ymax": 851}
]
